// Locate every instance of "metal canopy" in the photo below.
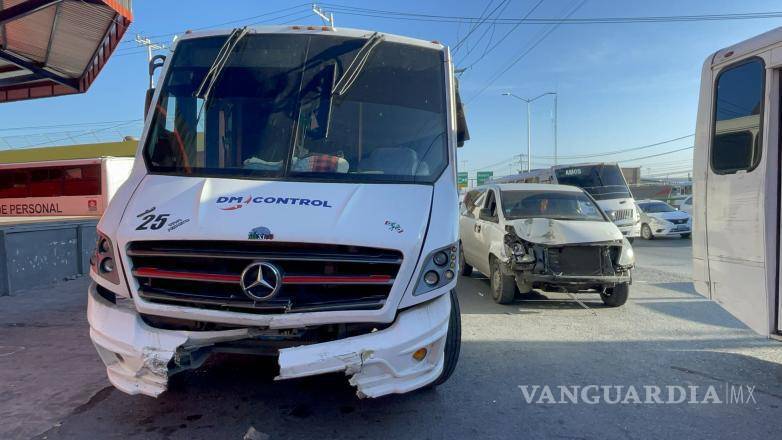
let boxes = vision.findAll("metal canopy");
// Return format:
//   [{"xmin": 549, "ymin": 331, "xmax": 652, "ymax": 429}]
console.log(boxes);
[{"xmin": 0, "ymin": 0, "xmax": 132, "ymax": 103}]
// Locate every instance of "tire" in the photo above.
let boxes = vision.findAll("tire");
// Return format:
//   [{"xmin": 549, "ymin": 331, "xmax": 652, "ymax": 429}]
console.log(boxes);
[
  {"xmin": 681, "ymin": 233, "xmax": 691, "ymax": 239},
  {"xmin": 432, "ymin": 289, "xmax": 461, "ymax": 386},
  {"xmin": 601, "ymin": 283, "xmax": 629, "ymax": 307},
  {"xmin": 641, "ymin": 223, "xmax": 654, "ymax": 240},
  {"xmin": 458, "ymin": 242, "xmax": 473, "ymax": 276},
  {"xmin": 490, "ymin": 258, "xmax": 517, "ymax": 304}
]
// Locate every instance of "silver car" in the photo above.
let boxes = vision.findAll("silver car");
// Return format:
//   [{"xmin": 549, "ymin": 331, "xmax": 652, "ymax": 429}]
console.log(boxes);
[{"xmin": 636, "ymin": 199, "xmax": 691, "ymax": 239}]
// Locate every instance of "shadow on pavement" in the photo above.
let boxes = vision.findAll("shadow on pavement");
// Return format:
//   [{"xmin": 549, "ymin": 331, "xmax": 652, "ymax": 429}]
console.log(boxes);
[{"xmin": 37, "ymin": 338, "xmax": 782, "ymax": 440}]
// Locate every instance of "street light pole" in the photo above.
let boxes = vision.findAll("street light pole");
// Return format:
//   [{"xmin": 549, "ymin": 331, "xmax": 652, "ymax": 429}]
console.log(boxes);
[
  {"xmin": 502, "ymin": 92, "xmax": 557, "ymax": 172},
  {"xmin": 526, "ymin": 102, "xmax": 531, "ymax": 172},
  {"xmin": 553, "ymin": 93, "xmax": 558, "ymax": 166}
]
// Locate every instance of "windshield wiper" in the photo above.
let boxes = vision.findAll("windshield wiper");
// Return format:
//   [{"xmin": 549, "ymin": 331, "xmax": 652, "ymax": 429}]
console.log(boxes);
[
  {"xmin": 194, "ymin": 27, "xmax": 249, "ymax": 108},
  {"xmin": 332, "ymin": 32, "xmax": 384, "ymax": 97}
]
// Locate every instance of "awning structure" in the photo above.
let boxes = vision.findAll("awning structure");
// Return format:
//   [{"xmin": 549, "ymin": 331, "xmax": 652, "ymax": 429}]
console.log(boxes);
[{"xmin": 0, "ymin": 0, "xmax": 132, "ymax": 103}]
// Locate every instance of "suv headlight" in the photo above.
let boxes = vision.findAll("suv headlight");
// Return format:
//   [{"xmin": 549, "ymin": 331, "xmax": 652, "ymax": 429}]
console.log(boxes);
[
  {"xmin": 414, "ymin": 243, "xmax": 457, "ymax": 296},
  {"xmin": 91, "ymin": 232, "xmax": 120, "ymax": 284},
  {"xmin": 618, "ymin": 238, "xmax": 635, "ymax": 267}
]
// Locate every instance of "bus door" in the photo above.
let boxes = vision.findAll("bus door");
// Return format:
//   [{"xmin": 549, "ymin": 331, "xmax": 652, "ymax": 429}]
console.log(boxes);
[{"xmin": 705, "ymin": 57, "xmax": 778, "ymax": 334}]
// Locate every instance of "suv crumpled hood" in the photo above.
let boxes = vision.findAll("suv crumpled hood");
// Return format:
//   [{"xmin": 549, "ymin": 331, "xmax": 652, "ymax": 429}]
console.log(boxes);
[
  {"xmin": 117, "ymin": 175, "xmax": 433, "ymax": 257},
  {"xmin": 508, "ymin": 217, "xmax": 622, "ymax": 245}
]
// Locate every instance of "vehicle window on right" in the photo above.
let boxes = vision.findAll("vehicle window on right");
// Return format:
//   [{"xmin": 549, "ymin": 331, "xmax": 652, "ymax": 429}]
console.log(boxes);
[
  {"xmin": 500, "ymin": 190, "xmax": 605, "ymax": 221},
  {"xmin": 711, "ymin": 59, "xmax": 764, "ymax": 173}
]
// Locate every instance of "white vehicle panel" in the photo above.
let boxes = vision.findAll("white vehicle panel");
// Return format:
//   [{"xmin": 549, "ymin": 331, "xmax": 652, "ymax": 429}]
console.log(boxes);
[{"xmin": 115, "ymin": 174, "xmax": 435, "ymax": 327}]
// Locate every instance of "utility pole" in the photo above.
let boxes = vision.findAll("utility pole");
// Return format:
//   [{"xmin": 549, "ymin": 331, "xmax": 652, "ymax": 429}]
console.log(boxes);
[
  {"xmin": 135, "ymin": 34, "xmax": 167, "ymax": 88},
  {"xmin": 502, "ymin": 92, "xmax": 557, "ymax": 172},
  {"xmin": 312, "ymin": 4, "xmax": 335, "ymax": 29}
]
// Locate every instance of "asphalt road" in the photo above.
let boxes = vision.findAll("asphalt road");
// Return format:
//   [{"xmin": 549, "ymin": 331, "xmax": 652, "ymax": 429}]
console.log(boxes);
[{"xmin": 3, "ymin": 238, "xmax": 782, "ymax": 440}]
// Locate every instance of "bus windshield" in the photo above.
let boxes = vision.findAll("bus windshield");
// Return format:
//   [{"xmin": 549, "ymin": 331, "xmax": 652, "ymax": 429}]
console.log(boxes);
[
  {"xmin": 554, "ymin": 164, "xmax": 631, "ymax": 200},
  {"xmin": 501, "ymin": 190, "xmax": 606, "ymax": 221},
  {"xmin": 143, "ymin": 33, "xmax": 448, "ymax": 184}
]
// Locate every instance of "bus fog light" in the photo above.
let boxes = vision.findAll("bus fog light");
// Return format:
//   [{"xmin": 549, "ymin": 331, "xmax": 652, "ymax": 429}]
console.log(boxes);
[
  {"xmin": 424, "ymin": 271, "xmax": 439, "ymax": 286},
  {"xmin": 100, "ymin": 257, "xmax": 115, "ymax": 273},
  {"xmin": 412, "ymin": 347, "xmax": 427, "ymax": 361}
]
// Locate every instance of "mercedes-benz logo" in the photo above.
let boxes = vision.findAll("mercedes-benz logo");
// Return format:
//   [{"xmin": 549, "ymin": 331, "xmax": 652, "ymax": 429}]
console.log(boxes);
[{"xmin": 240, "ymin": 262, "xmax": 282, "ymax": 301}]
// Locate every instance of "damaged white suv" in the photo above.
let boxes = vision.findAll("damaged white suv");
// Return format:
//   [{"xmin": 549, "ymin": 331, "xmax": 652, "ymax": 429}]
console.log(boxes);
[
  {"xmin": 87, "ymin": 26, "xmax": 469, "ymax": 398},
  {"xmin": 459, "ymin": 184, "xmax": 635, "ymax": 307}
]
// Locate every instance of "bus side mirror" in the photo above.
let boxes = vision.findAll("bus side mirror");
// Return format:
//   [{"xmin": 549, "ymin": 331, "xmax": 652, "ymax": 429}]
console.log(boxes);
[
  {"xmin": 455, "ymin": 84, "xmax": 470, "ymax": 147},
  {"xmin": 145, "ymin": 55, "xmax": 167, "ymax": 118}
]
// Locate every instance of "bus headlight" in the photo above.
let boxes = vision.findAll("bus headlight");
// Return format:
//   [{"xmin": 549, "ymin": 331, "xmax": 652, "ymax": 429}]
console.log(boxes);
[
  {"xmin": 414, "ymin": 243, "xmax": 458, "ymax": 295},
  {"xmin": 92, "ymin": 232, "xmax": 120, "ymax": 285}
]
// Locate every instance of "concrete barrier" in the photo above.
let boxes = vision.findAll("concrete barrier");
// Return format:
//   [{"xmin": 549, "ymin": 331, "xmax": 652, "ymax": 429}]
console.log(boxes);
[{"xmin": 0, "ymin": 219, "xmax": 97, "ymax": 296}]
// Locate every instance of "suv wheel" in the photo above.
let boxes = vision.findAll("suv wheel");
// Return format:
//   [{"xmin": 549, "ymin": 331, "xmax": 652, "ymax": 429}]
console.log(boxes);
[
  {"xmin": 601, "ymin": 283, "xmax": 629, "ymax": 307},
  {"xmin": 490, "ymin": 258, "xmax": 517, "ymax": 304}
]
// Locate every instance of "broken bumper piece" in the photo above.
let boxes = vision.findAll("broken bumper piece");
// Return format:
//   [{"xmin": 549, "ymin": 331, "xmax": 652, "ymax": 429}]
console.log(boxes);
[
  {"xmin": 276, "ymin": 292, "xmax": 450, "ymax": 398},
  {"xmin": 87, "ymin": 282, "xmax": 451, "ymax": 398}
]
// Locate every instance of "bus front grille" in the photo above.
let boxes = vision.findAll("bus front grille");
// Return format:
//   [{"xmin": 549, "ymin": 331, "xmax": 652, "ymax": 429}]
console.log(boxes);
[{"xmin": 126, "ymin": 241, "xmax": 403, "ymax": 314}]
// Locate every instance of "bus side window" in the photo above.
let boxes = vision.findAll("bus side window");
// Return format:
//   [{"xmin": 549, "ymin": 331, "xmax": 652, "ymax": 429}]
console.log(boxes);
[
  {"xmin": 711, "ymin": 58, "xmax": 765, "ymax": 174},
  {"xmin": 63, "ymin": 165, "xmax": 101, "ymax": 196}
]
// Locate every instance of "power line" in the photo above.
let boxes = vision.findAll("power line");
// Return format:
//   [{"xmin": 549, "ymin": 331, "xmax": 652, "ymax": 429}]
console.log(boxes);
[
  {"xmin": 318, "ymin": 4, "xmax": 782, "ymax": 25},
  {"xmin": 113, "ymin": 5, "xmax": 315, "ymax": 57},
  {"xmin": 0, "ymin": 119, "xmax": 142, "ymax": 132},
  {"xmin": 455, "ymin": 1, "xmax": 507, "ymax": 62},
  {"xmin": 466, "ymin": 154, "xmax": 520, "ymax": 172},
  {"xmin": 118, "ymin": 3, "xmax": 311, "ymax": 46},
  {"xmin": 453, "ymin": 0, "xmax": 509, "ymax": 54},
  {"xmin": 462, "ymin": 0, "xmax": 546, "ymax": 71},
  {"xmin": 468, "ymin": 0, "xmax": 586, "ymax": 102},
  {"xmin": 619, "ymin": 146, "xmax": 693, "ymax": 163},
  {"xmin": 533, "ymin": 134, "xmax": 694, "ymax": 160}
]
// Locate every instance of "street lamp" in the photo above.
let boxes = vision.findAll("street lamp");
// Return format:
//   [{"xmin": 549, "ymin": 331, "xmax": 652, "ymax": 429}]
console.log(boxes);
[{"xmin": 502, "ymin": 92, "xmax": 557, "ymax": 171}]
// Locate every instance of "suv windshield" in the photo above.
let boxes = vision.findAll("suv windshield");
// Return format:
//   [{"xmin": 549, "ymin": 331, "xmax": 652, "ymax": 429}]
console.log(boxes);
[
  {"xmin": 639, "ymin": 201, "xmax": 675, "ymax": 213},
  {"xmin": 501, "ymin": 190, "xmax": 606, "ymax": 221},
  {"xmin": 143, "ymin": 33, "xmax": 447, "ymax": 184},
  {"xmin": 554, "ymin": 164, "xmax": 631, "ymax": 200}
]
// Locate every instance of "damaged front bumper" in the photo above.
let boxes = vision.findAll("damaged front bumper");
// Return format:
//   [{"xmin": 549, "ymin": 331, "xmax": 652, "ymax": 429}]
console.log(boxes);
[
  {"xmin": 525, "ymin": 272, "xmax": 632, "ymax": 287},
  {"xmin": 87, "ymin": 282, "xmax": 450, "ymax": 398}
]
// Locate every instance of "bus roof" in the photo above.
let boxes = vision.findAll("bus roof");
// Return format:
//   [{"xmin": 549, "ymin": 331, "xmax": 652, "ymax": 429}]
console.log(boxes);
[
  {"xmin": 175, "ymin": 26, "xmax": 448, "ymax": 52},
  {"xmin": 710, "ymin": 25, "xmax": 782, "ymax": 68}
]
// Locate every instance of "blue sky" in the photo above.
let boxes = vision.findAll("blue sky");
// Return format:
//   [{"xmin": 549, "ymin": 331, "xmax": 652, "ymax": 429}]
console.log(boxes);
[{"xmin": 3, "ymin": 0, "xmax": 782, "ymax": 179}]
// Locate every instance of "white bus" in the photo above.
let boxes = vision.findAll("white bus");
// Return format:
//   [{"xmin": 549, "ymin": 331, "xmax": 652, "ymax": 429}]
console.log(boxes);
[
  {"xmin": 492, "ymin": 163, "xmax": 641, "ymax": 239},
  {"xmin": 0, "ymin": 157, "xmax": 133, "ymax": 217},
  {"xmin": 87, "ymin": 26, "xmax": 468, "ymax": 398},
  {"xmin": 692, "ymin": 26, "xmax": 782, "ymax": 338}
]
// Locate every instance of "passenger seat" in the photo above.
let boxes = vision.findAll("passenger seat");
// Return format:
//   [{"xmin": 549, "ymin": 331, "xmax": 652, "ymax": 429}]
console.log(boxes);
[{"xmin": 360, "ymin": 147, "xmax": 419, "ymax": 176}]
